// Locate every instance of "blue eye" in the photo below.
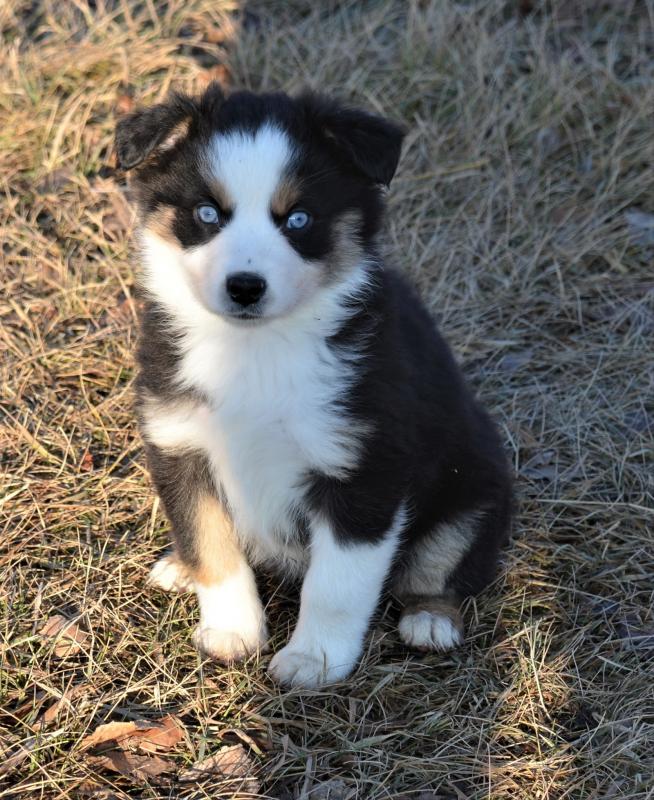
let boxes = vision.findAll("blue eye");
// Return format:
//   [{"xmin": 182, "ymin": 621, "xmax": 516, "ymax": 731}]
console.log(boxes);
[
  {"xmin": 286, "ymin": 210, "xmax": 311, "ymax": 230},
  {"xmin": 195, "ymin": 204, "xmax": 220, "ymax": 225}
]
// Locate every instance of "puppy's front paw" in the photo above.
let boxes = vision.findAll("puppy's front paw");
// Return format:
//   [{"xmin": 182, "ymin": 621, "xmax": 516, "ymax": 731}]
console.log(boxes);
[
  {"xmin": 268, "ymin": 640, "xmax": 355, "ymax": 688},
  {"xmin": 148, "ymin": 554, "xmax": 192, "ymax": 593},
  {"xmin": 193, "ymin": 622, "xmax": 269, "ymax": 664}
]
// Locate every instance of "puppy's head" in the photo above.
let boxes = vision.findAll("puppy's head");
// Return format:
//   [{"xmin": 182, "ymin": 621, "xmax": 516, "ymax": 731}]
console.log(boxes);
[{"xmin": 115, "ymin": 85, "xmax": 404, "ymax": 323}]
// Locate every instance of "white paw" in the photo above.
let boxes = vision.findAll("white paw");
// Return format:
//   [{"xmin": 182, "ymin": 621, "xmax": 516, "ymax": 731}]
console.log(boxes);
[
  {"xmin": 148, "ymin": 554, "xmax": 192, "ymax": 593},
  {"xmin": 193, "ymin": 565, "xmax": 267, "ymax": 663},
  {"xmin": 193, "ymin": 621, "xmax": 269, "ymax": 663},
  {"xmin": 399, "ymin": 610, "xmax": 463, "ymax": 652},
  {"xmin": 268, "ymin": 640, "xmax": 356, "ymax": 688}
]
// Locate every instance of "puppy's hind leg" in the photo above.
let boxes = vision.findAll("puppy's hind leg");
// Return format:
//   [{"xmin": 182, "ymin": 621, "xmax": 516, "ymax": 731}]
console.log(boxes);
[{"xmin": 394, "ymin": 512, "xmax": 492, "ymax": 653}]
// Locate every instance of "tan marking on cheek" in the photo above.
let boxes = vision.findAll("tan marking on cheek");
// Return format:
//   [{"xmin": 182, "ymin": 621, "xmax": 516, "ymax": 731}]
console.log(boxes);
[
  {"xmin": 271, "ymin": 176, "xmax": 302, "ymax": 217},
  {"xmin": 324, "ymin": 209, "xmax": 365, "ymax": 281},
  {"xmin": 145, "ymin": 205, "xmax": 178, "ymax": 244},
  {"xmin": 190, "ymin": 494, "xmax": 242, "ymax": 587}
]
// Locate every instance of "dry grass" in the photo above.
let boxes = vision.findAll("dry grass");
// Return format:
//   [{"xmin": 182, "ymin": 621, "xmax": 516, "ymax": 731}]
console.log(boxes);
[{"xmin": 1, "ymin": 0, "xmax": 653, "ymax": 797}]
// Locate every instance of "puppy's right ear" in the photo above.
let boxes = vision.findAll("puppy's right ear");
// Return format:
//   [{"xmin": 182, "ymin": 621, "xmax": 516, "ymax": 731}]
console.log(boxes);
[{"xmin": 114, "ymin": 93, "xmax": 197, "ymax": 170}]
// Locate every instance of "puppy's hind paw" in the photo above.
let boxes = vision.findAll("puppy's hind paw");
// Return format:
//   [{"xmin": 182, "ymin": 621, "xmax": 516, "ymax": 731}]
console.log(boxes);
[{"xmin": 399, "ymin": 597, "xmax": 464, "ymax": 652}]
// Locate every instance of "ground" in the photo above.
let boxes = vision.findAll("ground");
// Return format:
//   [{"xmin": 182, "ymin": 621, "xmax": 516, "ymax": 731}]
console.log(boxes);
[{"xmin": 1, "ymin": 1, "xmax": 653, "ymax": 798}]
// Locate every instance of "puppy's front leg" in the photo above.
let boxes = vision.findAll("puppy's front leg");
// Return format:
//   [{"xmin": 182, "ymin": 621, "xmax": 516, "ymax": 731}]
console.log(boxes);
[
  {"xmin": 147, "ymin": 447, "xmax": 268, "ymax": 662},
  {"xmin": 269, "ymin": 510, "xmax": 404, "ymax": 688},
  {"xmin": 190, "ymin": 492, "xmax": 268, "ymax": 662}
]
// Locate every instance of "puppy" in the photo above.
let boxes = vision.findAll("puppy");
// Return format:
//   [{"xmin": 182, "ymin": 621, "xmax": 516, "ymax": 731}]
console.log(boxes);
[{"xmin": 115, "ymin": 85, "xmax": 512, "ymax": 688}]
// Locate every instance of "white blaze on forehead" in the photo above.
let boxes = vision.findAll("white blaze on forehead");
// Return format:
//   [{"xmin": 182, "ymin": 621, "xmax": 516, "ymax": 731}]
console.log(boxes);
[{"xmin": 208, "ymin": 123, "xmax": 294, "ymax": 211}]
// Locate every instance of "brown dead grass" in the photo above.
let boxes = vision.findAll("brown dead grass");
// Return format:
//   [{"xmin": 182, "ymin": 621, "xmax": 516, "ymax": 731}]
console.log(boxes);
[{"xmin": 1, "ymin": 1, "xmax": 653, "ymax": 797}]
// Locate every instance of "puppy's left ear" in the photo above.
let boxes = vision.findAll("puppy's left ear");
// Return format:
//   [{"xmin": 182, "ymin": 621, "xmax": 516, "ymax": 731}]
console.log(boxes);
[{"xmin": 301, "ymin": 93, "xmax": 405, "ymax": 186}]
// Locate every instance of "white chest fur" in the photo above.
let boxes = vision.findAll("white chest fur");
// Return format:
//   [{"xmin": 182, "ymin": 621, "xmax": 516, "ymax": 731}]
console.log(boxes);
[{"xmin": 142, "ymin": 287, "xmax": 366, "ymax": 569}]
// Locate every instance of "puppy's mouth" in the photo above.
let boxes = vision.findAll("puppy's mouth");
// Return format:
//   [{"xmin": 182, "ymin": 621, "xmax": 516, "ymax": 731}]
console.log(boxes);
[{"xmin": 224, "ymin": 307, "xmax": 266, "ymax": 324}]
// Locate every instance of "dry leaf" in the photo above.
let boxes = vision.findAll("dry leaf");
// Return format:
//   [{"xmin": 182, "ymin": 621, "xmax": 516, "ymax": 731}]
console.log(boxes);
[
  {"xmin": 115, "ymin": 86, "xmax": 135, "ymax": 116},
  {"xmin": 127, "ymin": 715, "xmax": 184, "ymax": 753},
  {"xmin": 39, "ymin": 614, "xmax": 89, "ymax": 657},
  {"xmin": 202, "ymin": 20, "xmax": 236, "ymax": 44},
  {"xmin": 190, "ymin": 15, "xmax": 237, "ymax": 44},
  {"xmin": 12, "ymin": 690, "xmax": 47, "ymax": 721},
  {"xmin": 75, "ymin": 780, "xmax": 121, "ymax": 798},
  {"xmin": 80, "ymin": 720, "xmax": 139, "ymax": 750},
  {"xmin": 198, "ymin": 64, "xmax": 232, "ymax": 89},
  {"xmin": 219, "ymin": 726, "xmax": 271, "ymax": 755},
  {"xmin": 80, "ymin": 715, "xmax": 184, "ymax": 754},
  {"xmin": 87, "ymin": 749, "xmax": 174, "ymax": 782},
  {"xmin": 179, "ymin": 744, "xmax": 259, "ymax": 791},
  {"xmin": 79, "ymin": 451, "xmax": 95, "ymax": 472}
]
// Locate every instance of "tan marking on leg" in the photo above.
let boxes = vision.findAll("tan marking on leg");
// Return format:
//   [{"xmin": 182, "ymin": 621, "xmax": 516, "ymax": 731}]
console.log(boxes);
[
  {"xmin": 189, "ymin": 493, "xmax": 241, "ymax": 586},
  {"xmin": 188, "ymin": 494, "xmax": 269, "ymax": 662},
  {"xmin": 393, "ymin": 512, "xmax": 481, "ymax": 597}
]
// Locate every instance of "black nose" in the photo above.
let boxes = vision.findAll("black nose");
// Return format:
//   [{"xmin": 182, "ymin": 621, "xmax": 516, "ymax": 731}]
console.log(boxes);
[{"xmin": 226, "ymin": 272, "xmax": 267, "ymax": 307}]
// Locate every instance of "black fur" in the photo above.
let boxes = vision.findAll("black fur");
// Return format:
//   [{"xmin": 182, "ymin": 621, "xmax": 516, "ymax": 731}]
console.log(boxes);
[
  {"xmin": 135, "ymin": 300, "xmax": 188, "ymax": 400},
  {"xmin": 306, "ymin": 268, "xmax": 512, "ymax": 597},
  {"xmin": 142, "ymin": 442, "xmax": 216, "ymax": 571}
]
